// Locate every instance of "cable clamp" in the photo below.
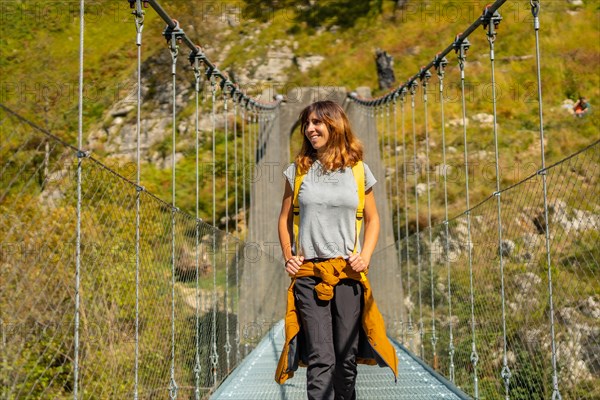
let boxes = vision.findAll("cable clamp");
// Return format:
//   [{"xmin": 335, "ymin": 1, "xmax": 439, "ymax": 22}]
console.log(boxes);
[
  {"xmin": 189, "ymin": 46, "xmax": 206, "ymax": 66},
  {"xmin": 419, "ymin": 67, "xmax": 431, "ymax": 84},
  {"xmin": 408, "ymin": 80, "xmax": 418, "ymax": 95},
  {"xmin": 493, "ymin": 191, "xmax": 501, "ymax": 197},
  {"xmin": 434, "ymin": 54, "xmax": 448, "ymax": 78},
  {"xmin": 135, "ymin": 185, "xmax": 145, "ymax": 193},
  {"xmin": 206, "ymin": 67, "xmax": 219, "ymax": 81},
  {"xmin": 453, "ymin": 34, "xmax": 471, "ymax": 56},
  {"xmin": 172, "ymin": 206, "xmax": 180, "ymax": 213},
  {"xmin": 470, "ymin": 350, "xmax": 479, "ymax": 365},
  {"xmin": 168, "ymin": 377, "xmax": 178, "ymax": 400},
  {"xmin": 501, "ymin": 365, "xmax": 512, "ymax": 381},
  {"xmin": 210, "ymin": 353, "xmax": 219, "ymax": 366},
  {"xmin": 399, "ymin": 86, "xmax": 408, "ymax": 100},
  {"xmin": 76, "ymin": 150, "xmax": 90, "ymax": 159},
  {"xmin": 162, "ymin": 19, "xmax": 185, "ymax": 45},
  {"xmin": 219, "ymin": 75, "xmax": 231, "ymax": 92},
  {"xmin": 537, "ymin": 168, "xmax": 547, "ymax": 176},
  {"xmin": 128, "ymin": 0, "xmax": 149, "ymax": 9},
  {"xmin": 481, "ymin": 6, "xmax": 503, "ymax": 31}
]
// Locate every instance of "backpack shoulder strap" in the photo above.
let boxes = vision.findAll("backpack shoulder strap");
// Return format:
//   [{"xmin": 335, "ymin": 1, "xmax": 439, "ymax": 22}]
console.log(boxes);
[
  {"xmin": 292, "ymin": 164, "xmax": 305, "ymax": 255},
  {"xmin": 351, "ymin": 161, "xmax": 365, "ymax": 254}
]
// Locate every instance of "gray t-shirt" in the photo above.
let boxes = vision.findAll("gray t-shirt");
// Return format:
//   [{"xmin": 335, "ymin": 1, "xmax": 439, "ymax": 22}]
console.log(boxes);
[{"xmin": 283, "ymin": 161, "xmax": 377, "ymax": 260}]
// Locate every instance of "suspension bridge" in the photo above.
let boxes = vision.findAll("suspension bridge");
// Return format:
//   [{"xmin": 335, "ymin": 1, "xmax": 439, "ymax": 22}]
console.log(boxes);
[{"xmin": 1, "ymin": 0, "xmax": 598, "ymax": 399}]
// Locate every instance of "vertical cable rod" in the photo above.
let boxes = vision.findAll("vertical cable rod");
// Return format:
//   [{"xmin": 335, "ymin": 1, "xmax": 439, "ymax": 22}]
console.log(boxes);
[
  {"xmin": 483, "ymin": 8, "xmax": 511, "ymax": 399},
  {"xmin": 132, "ymin": 2, "xmax": 145, "ymax": 398},
  {"xmin": 233, "ymin": 98, "xmax": 241, "ymax": 365},
  {"xmin": 209, "ymin": 76, "xmax": 219, "ymax": 387},
  {"xmin": 399, "ymin": 89, "xmax": 412, "ymax": 346},
  {"xmin": 409, "ymin": 80, "xmax": 424, "ymax": 360},
  {"xmin": 73, "ymin": 0, "xmax": 85, "ymax": 398},
  {"xmin": 192, "ymin": 56, "xmax": 202, "ymax": 400},
  {"xmin": 455, "ymin": 35, "xmax": 479, "ymax": 398},
  {"xmin": 435, "ymin": 55, "xmax": 456, "ymax": 383},
  {"xmin": 167, "ymin": 31, "xmax": 179, "ymax": 400},
  {"xmin": 223, "ymin": 91, "xmax": 232, "ymax": 374},
  {"xmin": 420, "ymin": 69, "xmax": 438, "ymax": 369},
  {"xmin": 392, "ymin": 96, "xmax": 404, "ymax": 340},
  {"xmin": 530, "ymin": 2, "xmax": 561, "ymax": 398}
]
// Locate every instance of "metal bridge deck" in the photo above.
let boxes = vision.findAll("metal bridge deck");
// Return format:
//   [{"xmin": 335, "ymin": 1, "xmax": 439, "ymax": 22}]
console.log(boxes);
[{"xmin": 211, "ymin": 320, "xmax": 470, "ymax": 399}]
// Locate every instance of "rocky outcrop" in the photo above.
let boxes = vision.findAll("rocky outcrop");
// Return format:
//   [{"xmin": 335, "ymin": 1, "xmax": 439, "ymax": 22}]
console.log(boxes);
[{"xmin": 375, "ymin": 49, "xmax": 396, "ymax": 90}]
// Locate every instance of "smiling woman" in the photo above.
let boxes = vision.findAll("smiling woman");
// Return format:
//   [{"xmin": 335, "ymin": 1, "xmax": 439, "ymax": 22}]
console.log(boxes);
[
  {"xmin": 275, "ymin": 100, "xmax": 398, "ymax": 399},
  {"xmin": 304, "ymin": 112, "xmax": 330, "ymax": 152}
]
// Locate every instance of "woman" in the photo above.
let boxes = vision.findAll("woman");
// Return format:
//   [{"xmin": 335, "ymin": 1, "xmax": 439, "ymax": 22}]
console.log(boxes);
[{"xmin": 275, "ymin": 101, "xmax": 398, "ymax": 399}]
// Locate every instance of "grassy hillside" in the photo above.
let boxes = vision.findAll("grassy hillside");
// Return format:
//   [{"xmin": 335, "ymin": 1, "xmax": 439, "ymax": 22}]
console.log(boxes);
[{"xmin": 2, "ymin": 0, "xmax": 598, "ymax": 223}]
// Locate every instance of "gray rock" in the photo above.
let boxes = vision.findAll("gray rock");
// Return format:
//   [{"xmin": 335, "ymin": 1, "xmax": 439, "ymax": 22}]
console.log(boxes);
[
  {"xmin": 295, "ymin": 55, "xmax": 325, "ymax": 74},
  {"xmin": 255, "ymin": 46, "xmax": 294, "ymax": 81},
  {"xmin": 446, "ymin": 118, "xmax": 468, "ymax": 128},
  {"xmin": 499, "ymin": 239, "xmax": 515, "ymax": 257},
  {"xmin": 375, "ymin": 49, "xmax": 396, "ymax": 90},
  {"xmin": 580, "ymin": 296, "xmax": 600, "ymax": 319},
  {"xmin": 111, "ymin": 106, "xmax": 134, "ymax": 117},
  {"xmin": 471, "ymin": 113, "xmax": 494, "ymax": 126}
]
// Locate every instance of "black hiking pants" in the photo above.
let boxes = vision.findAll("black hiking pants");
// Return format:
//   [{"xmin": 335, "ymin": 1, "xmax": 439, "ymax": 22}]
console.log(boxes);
[{"xmin": 294, "ymin": 276, "xmax": 363, "ymax": 400}]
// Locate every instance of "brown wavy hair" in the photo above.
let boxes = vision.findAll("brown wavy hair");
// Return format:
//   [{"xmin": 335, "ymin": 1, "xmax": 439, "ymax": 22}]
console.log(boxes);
[{"xmin": 295, "ymin": 101, "xmax": 363, "ymax": 173}]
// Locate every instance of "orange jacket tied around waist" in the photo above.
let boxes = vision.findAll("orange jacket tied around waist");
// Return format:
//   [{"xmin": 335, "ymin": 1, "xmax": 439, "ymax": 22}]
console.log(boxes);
[{"xmin": 275, "ymin": 257, "xmax": 398, "ymax": 384}]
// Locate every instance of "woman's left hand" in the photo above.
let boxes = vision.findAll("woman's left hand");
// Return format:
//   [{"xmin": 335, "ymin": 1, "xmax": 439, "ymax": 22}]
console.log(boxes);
[{"xmin": 348, "ymin": 253, "xmax": 369, "ymax": 272}]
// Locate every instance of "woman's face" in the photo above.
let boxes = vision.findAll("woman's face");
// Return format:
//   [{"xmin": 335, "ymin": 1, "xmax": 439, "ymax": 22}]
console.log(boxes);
[{"xmin": 305, "ymin": 112, "xmax": 330, "ymax": 153}]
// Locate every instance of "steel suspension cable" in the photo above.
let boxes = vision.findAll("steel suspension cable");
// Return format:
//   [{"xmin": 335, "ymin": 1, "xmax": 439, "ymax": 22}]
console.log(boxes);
[
  {"xmin": 233, "ymin": 98, "xmax": 241, "ymax": 365},
  {"xmin": 251, "ymin": 109, "xmax": 258, "ymax": 242},
  {"xmin": 392, "ymin": 96, "xmax": 404, "ymax": 338},
  {"xmin": 530, "ymin": 2, "xmax": 561, "ymax": 398},
  {"xmin": 435, "ymin": 55, "xmax": 456, "ymax": 383},
  {"xmin": 259, "ymin": 110, "xmax": 265, "ymax": 238},
  {"xmin": 409, "ymin": 80, "xmax": 424, "ymax": 360},
  {"xmin": 223, "ymin": 91, "xmax": 232, "ymax": 374},
  {"xmin": 241, "ymin": 106, "xmax": 247, "ymax": 242},
  {"xmin": 239, "ymin": 103, "xmax": 248, "ymax": 358},
  {"xmin": 385, "ymin": 103, "xmax": 393, "ymax": 224},
  {"xmin": 399, "ymin": 89, "xmax": 412, "ymax": 346},
  {"xmin": 247, "ymin": 108, "xmax": 253, "ymax": 244},
  {"xmin": 192, "ymin": 55, "xmax": 202, "ymax": 400},
  {"xmin": 74, "ymin": 0, "xmax": 85, "ymax": 397},
  {"xmin": 384, "ymin": 101, "xmax": 397, "ymax": 305},
  {"xmin": 167, "ymin": 30, "xmax": 180, "ymax": 400},
  {"xmin": 455, "ymin": 35, "xmax": 479, "ymax": 399},
  {"xmin": 209, "ymin": 76, "xmax": 219, "ymax": 387},
  {"xmin": 483, "ymin": 8, "xmax": 511, "ymax": 399},
  {"xmin": 420, "ymin": 69, "xmax": 438, "ymax": 369},
  {"xmin": 131, "ymin": 2, "xmax": 145, "ymax": 398}
]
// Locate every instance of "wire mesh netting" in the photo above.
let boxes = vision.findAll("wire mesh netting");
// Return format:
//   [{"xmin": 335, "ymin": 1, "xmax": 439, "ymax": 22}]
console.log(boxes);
[
  {"xmin": 392, "ymin": 141, "xmax": 599, "ymax": 399},
  {"xmin": 0, "ymin": 106, "xmax": 280, "ymax": 399}
]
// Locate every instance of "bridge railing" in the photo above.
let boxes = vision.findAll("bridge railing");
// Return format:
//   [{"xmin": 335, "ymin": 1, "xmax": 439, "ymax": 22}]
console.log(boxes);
[
  {"xmin": 0, "ymin": 100, "xmax": 277, "ymax": 399},
  {"xmin": 382, "ymin": 142, "xmax": 598, "ymax": 399},
  {"xmin": 348, "ymin": 0, "xmax": 599, "ymax": 398}
]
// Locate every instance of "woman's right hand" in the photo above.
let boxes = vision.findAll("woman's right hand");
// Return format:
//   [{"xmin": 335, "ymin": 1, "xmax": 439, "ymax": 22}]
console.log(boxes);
[{"xmin": 285, "ymin": 255, "xmax": 304, "ymax": 276}]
